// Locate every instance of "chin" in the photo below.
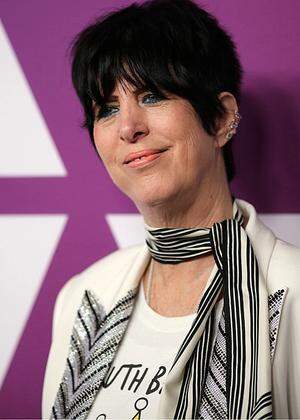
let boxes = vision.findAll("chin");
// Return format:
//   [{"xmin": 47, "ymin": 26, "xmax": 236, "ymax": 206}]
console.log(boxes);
[{"xmin": 130, "ymin": 184, "xmax": 181, "ymax": 208}]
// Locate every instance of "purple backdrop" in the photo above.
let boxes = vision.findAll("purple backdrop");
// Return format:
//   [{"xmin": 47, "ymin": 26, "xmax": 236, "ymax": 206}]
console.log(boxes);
[{"xmin": 0, "ymin": 0, "xmax": 300, "ymax": 417}]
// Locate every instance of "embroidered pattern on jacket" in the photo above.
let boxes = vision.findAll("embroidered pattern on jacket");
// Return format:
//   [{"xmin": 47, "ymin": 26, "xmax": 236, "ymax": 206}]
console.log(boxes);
[
  {"xmin": 268, "ymin": 288, "xmax": 288, "ymax": 361},
  {"xmin": 51, "ymin": 288, "xmax": 137, "ymax": 420}
]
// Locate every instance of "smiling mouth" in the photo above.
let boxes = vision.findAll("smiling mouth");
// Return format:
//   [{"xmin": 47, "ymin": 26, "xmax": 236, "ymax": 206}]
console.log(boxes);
[{"xmin": 125, "ymin": 150, "xmax": 166, "ymax": 168}]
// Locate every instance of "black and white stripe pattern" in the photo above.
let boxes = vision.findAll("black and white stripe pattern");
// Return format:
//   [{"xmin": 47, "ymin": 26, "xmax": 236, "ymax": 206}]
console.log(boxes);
[
  {"xmin": 174, "ymin": 311, "xmax": 216, "ymax": 419},
  {"xmin": 145, "ymin": 203, "xmax": 244, "ymax": 265},
  {"xmin": 146, "ymin": 199, "xmax": 272, "ymax": 419},
  {"xmin": 145, "ymin": 228, "xmax": 212, "ymax": 264},
  {"xmin": 51, "ymin": 289, "xmax": 137, "ymax": 419}
]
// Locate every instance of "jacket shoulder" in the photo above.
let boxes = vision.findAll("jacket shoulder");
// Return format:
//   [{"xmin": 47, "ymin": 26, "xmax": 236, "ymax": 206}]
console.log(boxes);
[
  {"xmin": 51, "ymin": 244, "xmax": 144, "ymax": 337},
  {"xmin": 64, "ymin": 243, "xmax": 143, "ymax": 291}
]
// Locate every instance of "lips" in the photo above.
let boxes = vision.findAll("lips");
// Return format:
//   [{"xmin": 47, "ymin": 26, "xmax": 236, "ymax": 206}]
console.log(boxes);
[{"xmin": 123, "ymin": 149, "xmax": 166, "ymax": 164}]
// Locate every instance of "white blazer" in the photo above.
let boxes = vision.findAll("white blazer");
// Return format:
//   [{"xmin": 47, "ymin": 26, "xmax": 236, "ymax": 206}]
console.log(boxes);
[{"xmin": 42, "ymin": 199, "xmax": 300, "ymax": 419}]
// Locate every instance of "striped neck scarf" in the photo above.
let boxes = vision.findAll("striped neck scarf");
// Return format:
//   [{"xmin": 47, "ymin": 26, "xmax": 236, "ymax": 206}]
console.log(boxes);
[{"xmin": 144, "ymin": 199, "xmax": 272, "ymax": 419}]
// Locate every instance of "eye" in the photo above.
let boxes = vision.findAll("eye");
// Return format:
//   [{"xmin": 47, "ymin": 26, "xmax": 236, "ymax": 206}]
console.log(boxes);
[
  {"xmin": 142, "ymin": 92, "xmax": 163, "ymax": 104},
  {"xmin": 94, "ymin": 92, "xmax": 165, "ymax": 121},
  {"xmin": 95, "ymin": 104, "xmax": 119, "ymax": 120}
]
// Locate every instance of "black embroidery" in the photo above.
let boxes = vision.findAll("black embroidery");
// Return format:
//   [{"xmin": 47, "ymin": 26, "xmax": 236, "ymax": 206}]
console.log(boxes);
[{"xmin": 268, "ymin": 288, "xmax": 287, "ymax": 360}]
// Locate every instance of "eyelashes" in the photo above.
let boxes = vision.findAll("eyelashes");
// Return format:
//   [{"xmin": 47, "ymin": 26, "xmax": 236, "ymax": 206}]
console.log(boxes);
[{"xmin": 95, "ymin": 92, "xmax": 164, "ymax": 121}]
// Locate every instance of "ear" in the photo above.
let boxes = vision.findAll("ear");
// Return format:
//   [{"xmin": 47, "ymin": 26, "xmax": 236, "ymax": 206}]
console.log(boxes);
[{"xmin": 214, "ymin": 92, "xmax": 239, "ymax": 148}]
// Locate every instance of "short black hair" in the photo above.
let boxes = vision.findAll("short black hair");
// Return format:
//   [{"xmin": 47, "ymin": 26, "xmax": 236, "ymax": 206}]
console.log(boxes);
[{"xmin": 71, "ymin": 0, "xmax": 243, "ymax": 181}]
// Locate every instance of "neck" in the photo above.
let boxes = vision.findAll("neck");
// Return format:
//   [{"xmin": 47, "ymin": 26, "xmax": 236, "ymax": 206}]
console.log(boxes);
[{"xmin": 139, "ymin": 172, "xmax": 234, "ymax": 314}]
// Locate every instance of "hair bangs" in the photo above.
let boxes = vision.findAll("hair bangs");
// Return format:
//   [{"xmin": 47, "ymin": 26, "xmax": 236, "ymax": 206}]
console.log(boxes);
[{"xmin": 87, "ymin": 27, "xmax": 181, "ymax": 111}]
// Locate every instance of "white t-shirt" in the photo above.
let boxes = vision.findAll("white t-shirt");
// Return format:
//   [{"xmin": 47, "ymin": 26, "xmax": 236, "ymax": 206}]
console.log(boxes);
[{"xmin": 88, "ymin": 280, "xmax": 222, "ymax": 420}]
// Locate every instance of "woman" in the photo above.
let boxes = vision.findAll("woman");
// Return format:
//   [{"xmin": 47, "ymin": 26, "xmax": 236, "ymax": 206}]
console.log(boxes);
[{"xmin": 42, "ymin": 0, "xmax": 300, "ymax": 418}]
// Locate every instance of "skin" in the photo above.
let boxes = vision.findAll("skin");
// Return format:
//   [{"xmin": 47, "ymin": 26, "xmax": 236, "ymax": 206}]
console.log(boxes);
[{"xmin": 93, "ymin": 80, "xmax": 240, "ymax": 316}]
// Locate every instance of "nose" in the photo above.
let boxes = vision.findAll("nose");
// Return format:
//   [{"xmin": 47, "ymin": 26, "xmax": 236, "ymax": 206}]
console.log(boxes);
[{"xmin": 119, "ymin": 105, "xmax": 149, "ymax": 143}]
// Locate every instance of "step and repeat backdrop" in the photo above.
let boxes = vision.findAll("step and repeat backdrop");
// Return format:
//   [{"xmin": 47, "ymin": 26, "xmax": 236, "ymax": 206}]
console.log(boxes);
[{"xmin": 1, "ymin": 0, "xmax": 300, "ymax": 417}]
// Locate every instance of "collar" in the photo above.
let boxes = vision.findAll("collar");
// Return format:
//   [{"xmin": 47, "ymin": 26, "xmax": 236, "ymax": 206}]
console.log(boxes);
[{"xmin": 236, "ymin": 198, "xmax": 276, "ymax": 280}]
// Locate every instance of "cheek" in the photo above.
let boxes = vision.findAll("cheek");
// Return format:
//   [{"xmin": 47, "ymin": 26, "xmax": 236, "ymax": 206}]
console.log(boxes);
[
  {"xmin": 94, "ymin": 130, "xmax": 125, "ymax": 189},
  {"xmin": 93, "ymin": 127, "xmax": 114, "ymax": 165},
  {"xmin": 179, "ymin": 120, "xmax": 208, "ymax": 156},
  {"xmin": 95, "ymin": 141, "xmax": 107, "ymax": 162},
  {"xmin": 180, "ymin": 128, "xmax": 215, "ymax": 179},
  {"xmin": 96, "ymin": 144, "xmax": 117, "ymax": 176}
]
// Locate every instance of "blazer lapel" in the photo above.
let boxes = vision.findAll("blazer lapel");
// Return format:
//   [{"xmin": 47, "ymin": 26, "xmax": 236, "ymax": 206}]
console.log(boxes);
[{"xmin": 237, "ymin": 200, "xmax": 288, "ymax": 362}]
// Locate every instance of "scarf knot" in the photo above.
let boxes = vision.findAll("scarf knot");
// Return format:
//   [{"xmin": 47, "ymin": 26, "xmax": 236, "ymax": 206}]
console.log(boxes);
[{"xmin": 144, "ymin": 200, "xmax": 244, "ymax": 265}]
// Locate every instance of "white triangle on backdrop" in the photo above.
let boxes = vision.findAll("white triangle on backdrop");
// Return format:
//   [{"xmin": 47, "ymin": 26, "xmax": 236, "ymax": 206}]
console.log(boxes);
[
  {"xmin": 0, "ymin": 214, "xmax": 68, "ymax": 389},
  {"xmin": 0, "ymin": 20, "xmax": 66, "ymax": 177},
  {"xmin": 259, "ymin": 213, "xmax": 300, "ymax": 248},
  {"xmin": 105, "ymin": 213, "xmax": 146, "ymax": 249},
  {"xmin": 106, "ymin": 213, "xmax": 300, "ymax": 249}
]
